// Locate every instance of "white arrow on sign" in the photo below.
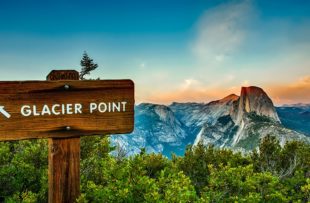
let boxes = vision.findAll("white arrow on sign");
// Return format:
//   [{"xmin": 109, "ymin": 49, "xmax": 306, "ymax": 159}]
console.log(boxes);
[{"xmin": 0, "ymin": 106, "xmax": 11, "ymax": 118}]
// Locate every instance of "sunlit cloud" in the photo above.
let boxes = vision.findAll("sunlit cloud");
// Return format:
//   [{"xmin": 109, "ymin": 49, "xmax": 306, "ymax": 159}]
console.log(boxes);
[
  {"xmin": 242, "ymin": 80, "xmax": 250, "ymax": 86},
  {"xmin": 145, "ymin": 78, "xmax": 240, "ymax": 104},
  {"xmin": 267, "ymin": 76, "xmax": 310, "ymax": 105},
  {"xmin": 180, "ymin": 78, "xmax": 201, "ymax": 90},
  {"xmin": 146, "ymin": 89, "xmax": 220, "ymax": 104},
  {"xmin": 226, "ymin": 74, "xmax": 235, "ymax": 81},
  {"xmin": 143, "ymin": 75, "xmax": 310, "ymax": 105}
]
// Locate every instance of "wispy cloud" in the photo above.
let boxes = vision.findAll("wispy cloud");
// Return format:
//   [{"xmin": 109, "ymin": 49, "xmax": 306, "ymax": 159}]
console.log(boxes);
[
  {"xmin": 139, "ymin": 62, "xmax": 146, "ymax": 69},
  {"xmin": 267, "ymin": 76, "xmax": 310, "ymax": 105},
  {"xmin": 192, "ymin": 0, "xmax": 254, "ymax": 65},
  {"xmin": 143, "ymin": 74, "xmax": 310, "ymax": 105},
  {"xmin": 141, "ymin": 75, "xmax": 310, "ymax": 105},
  {"xmin": 145, "ymin": 88, "xmax": 220, "ymax": 104},
  {"xmin": 145, "ymin": 78, "xmax": 241, "ymax": 104},
  {"xmin": 180, "ymin": 78, "xmax": 201, "ymax": 90}
]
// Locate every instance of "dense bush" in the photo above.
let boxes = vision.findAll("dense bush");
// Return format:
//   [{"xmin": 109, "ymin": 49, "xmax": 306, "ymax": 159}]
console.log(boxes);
[{"xmin": 0, "ymin": 135, "xmax": 309, "ymax": 202}]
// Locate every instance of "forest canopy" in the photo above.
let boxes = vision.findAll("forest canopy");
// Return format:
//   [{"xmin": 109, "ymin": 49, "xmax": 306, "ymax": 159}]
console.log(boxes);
[{"xmin": 0, "ymin": 135, "xmax": 309, "ymax": 202}]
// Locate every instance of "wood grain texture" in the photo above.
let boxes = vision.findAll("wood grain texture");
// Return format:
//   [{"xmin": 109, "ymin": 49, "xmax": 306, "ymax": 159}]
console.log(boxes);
[
  {"xmin": 48, "ymin": 70, "xmax": 80, "ymax": 203},
  {"xmin": 48, "ymin": 137, "xmax": 80, "ymax": 203},
  {"xmin": 0, "ymin": 80, "xmax": 134, "ymax": 140},
  {"xmin": 47, "ymin": 70, "xmax": 79, "ymax": 80}
]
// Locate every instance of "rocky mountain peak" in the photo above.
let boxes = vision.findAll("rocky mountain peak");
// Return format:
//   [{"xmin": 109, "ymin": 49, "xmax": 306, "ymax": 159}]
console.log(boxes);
[
  {"xmin": 154, "ymin": 105, "xmax": 175, "ymax": 123},
  {"xmin": 208, "ymin": 94, "xmax": 239, "ymax": 106},
  {"xmin": 137, "ymin": 103, "xmax": 173, "ymax": 122},
  {"xmin": 220, "ymin": 94, "xmax": 239, "ymax": 103},
  {"xmin": 232, "ymin": 86, "xmax": 280, "ymax": 124}
]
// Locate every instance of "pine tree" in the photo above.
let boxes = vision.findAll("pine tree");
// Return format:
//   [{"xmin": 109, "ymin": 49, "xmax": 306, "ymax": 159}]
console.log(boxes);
[{"xmin": 79, "ymin": 51, "xmax": 98, "ymax": 80}]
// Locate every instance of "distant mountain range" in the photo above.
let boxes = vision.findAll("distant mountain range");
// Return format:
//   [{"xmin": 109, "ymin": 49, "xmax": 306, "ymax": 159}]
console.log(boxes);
[
  {"xmin": 111, "ymin": 86, "xmax": 310, "ymax": 157},
  {"xmin": 276, "ymin": 104, "xmax": 310, "ymax": 136}
]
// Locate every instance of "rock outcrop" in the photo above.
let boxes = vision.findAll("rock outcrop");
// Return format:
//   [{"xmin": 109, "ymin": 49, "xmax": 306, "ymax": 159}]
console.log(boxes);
[
  {"xmin": 231, "ymin": 86, "xmax": 280, "ymax": 125},
  {"xmin": 193, "ymin": 86, "xmax": 308, "ymax": 149}
]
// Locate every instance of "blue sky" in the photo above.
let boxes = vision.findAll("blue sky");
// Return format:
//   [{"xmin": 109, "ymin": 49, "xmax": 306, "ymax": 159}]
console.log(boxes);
[{"xmin": 0, "ymin": 0, "xmax": 309, "ymax": 104}]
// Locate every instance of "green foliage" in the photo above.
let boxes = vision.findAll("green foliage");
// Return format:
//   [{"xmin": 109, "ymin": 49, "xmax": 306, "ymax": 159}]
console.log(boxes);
[
  {"xmin": 252, "ymin": 135, "xmax": 282, "ymax": 175},
  {"xmin": 202, "ymin": 164, "xmax": 288, "ymax": 202},
  {"xmin": 0, "ymin": 135, "xmax": 309, "ymax": 202},
  {"xmin": 251, "ymin": 135, "xmax": 310, "ymax": 202},
  {"xmin": 176, "ymin": 143, "xmax": 250, "ymax": 195},
  {"xmin": 0, "ymin": 140, "xmax": 48, "ymax": 202},
  {"xmin": 79, "ymin": 140, "xmax": 197, "ymax": 202},
  {"xmin": 301, "ymin": 178, "xmax": 310, "ymax": 202}
]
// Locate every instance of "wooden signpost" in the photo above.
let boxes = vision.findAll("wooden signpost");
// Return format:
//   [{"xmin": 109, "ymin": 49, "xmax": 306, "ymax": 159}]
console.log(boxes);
[{"xmin": 0, "ymin": 70, "xmax": 135, "ymax": 203}]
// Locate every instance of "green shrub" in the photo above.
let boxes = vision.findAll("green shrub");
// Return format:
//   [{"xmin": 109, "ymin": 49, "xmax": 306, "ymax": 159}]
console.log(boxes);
[{"xmin": 0, "ymin": 135, "xmax": 309, "ymax": 202}]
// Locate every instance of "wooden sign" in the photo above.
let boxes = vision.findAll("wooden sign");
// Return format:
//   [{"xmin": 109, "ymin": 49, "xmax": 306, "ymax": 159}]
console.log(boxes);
[
  {"xmin": 48, "ymin": 70, "xmax": 80, "ymax": 203},
  {"xmin": 46, "ymin": 70, "xmax": 80, "ymax": 80},
  {"xmin": 0, "ymin": 80, "xmax": 134, "ymax": 141}
]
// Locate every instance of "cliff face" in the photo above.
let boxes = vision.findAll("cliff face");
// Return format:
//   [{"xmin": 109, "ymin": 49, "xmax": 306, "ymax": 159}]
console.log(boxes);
[
  {"xmin": 194, "ymin": 86, "xmax": 308, "ymax": 149},
  {"xmin": 232, "ymin": 86, "xmax": 280, "ymax": 125},
  {"xmin": 111, "ymin": 103, "xmax": 190, "ymax": 157}
]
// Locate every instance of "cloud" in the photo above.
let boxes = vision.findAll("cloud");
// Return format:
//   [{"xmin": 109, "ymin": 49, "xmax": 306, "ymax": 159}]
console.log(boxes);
[
  {"xmin": 180, "ymin": 78, "xmax": 201, "ymax": 90},
  {"xmin": 145, "ymin": 89, "xmax": 220, "ymax": 104},
  {"xmin": 139, "ymin": 62, "xmax": 146, "ymax": 69},
  {"xmin": 192, "ymin": 0, "xmax": 254, "ymax": 64},
  {"xmin": 267, "ymin": 76, "xmax": 310, "ymax": 105},
  {"xmin": 242, "ymin": 80, "xmax": 250, "ymax": 86},
  {"xmin": 144, "ymin": 78, "xmax": 241, "ymax": 104},
  {"xmin": 142, "ymin": 76, "xmax": 310, "ymax": 105}
]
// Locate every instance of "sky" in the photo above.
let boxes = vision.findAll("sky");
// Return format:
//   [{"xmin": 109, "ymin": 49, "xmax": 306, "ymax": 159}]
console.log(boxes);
[{"xmin": 0, "ymin": 0, "xmax": 309, "ymax": 105}]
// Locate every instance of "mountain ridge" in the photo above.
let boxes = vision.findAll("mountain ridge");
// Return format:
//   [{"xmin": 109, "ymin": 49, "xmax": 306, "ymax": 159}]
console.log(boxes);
[{"xmin": 111, "ymin": 86, "xmax": 310, "ymax": 157}]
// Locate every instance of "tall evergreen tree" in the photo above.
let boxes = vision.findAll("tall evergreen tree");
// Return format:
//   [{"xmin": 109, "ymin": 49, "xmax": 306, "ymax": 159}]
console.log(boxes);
[{"xmin": 80, "ymin": 51, "xmax": 98, "ymax": 80}]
